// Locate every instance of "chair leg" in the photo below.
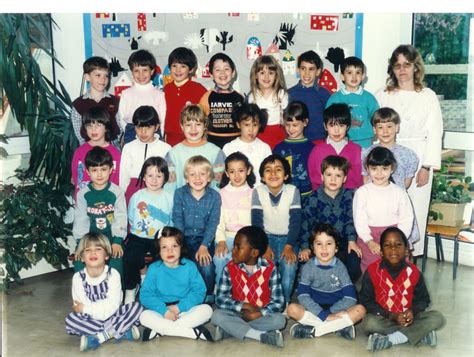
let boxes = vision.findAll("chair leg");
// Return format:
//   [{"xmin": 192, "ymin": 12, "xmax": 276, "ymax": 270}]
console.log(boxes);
[
  {"xmin": 435, "ymin": 233, "xmax": 441, "ymax": 262},
  {"xmin": 422, "ymin": 232, "xmax": 429, "ymax": 272},
  {"xmin": 453, "ymin": 235, "xmax": 459, "ymax": 280}
]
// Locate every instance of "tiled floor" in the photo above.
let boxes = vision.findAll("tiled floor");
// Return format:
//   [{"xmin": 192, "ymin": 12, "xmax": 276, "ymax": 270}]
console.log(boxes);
[{"xmin": 2, "ymin": 258, "xmax": 473, "ymax": 356}]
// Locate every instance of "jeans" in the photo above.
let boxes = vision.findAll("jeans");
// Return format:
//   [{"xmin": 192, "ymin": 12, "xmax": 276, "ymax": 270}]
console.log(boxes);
[
  {"xmin": 213, "ymin": 237, "xmax": 234, "ymax": 286},
  {"xmin": 123, "ymin": 234, "xmax": 155, "ymax": 290},
  {"xmin": 185, "ymin": 235, "xmax": 215, "ymax": 296},
  {"xmin": 123, "ymin": 123, "xmax": 136, "ymax": 145},
  {"xmin": 267, "ymin": 234, "xmax": 299, "ymax": 305}
]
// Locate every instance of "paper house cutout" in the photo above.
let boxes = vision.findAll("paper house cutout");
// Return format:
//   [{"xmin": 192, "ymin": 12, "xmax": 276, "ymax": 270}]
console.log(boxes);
[
  {"xmin": 310, "ymin": 15, "xmax": 339, "ymax": 31},
  {"xmin": 114, "ymin": 73, "xmax": 132, "ymax": 97},
  {"xmin": 162, "ymin": 65, "xmax": 173, "ymax": 86},
  {"xmin": 247, "ymin": 37, "xmax": 262, "ymax": 60},
  {"xmin": 137, "ymin": 13, "xmax": 147, "ymax": 31},
  {"xmin": 265, "ymin": 43, "xmax": 280, "ymax": 62},
  {"xmin": 318, "ymin": 69, "xmax": 338, "ymax": 93},
  {"xmin": 282, "ymin": 50, "xmax": 296, "ymax": 75},
  {"xmin": 96, "ymin": 13, "xmax": 110, "ymax": 19},
  {"xmin": 201, "ymin": 62, "xmax": 211, "ymax": 78},
  {"xmin": 102, "ymin": 23, "xmax": 131, "ymax": 38}
]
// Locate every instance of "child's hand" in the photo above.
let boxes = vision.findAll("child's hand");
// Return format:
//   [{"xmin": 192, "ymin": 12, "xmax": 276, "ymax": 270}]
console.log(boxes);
[
  {"xmin": 72, "ymin": 300, "xmax": 84, "ymax": 313},
  {"xmin": 298, "ymin": 249, "xmax": 312, "ymax": 262},
  {"xmin": 164, "ymin": 309, "xmax": 178, "ymax": 321},
  {"xmin": 241, "ymin": 309, "xmax": 262, "ymax": 322},
  {"xmin": 215, "ymin": 241, "xmax": 228, "ymax": 258},
  {"xmin": 281, "ymin": 244, "xmax": 297, "ymax": 264},
  {"xmin": 241, "ymin": 303, "xmax": 258, "ymax": 313},
  {"xmin": 168, "ymin": 304, "xmax": 180, "ymax": 315},
  {"xmin": 326, "ymin": 311, "xmax": 346, "ymax": 321},
  {"xmin": 398, "ymin": 309, "xmax": 414, "ymax": 327},
  {"xmin": 111, "ymin": 243, "xmax": 123, "ymax": 258},
  {"xmin": 196, "ymin": 245, "xmax": 212, "ymax": 266},
  {"xmin": 263, "ymin": 246, "xmax": 274, "ymax": 261},
  {"xmin": 348, "ymin": 241, "xmax": 362, "ymax": 257},
  {"xmin": 416, "ymin": 167, "xmax": 430, "ymax": 187},
  {"xmin": 367, "ymin": 240, "xmax": 381, "ymax": 256}
]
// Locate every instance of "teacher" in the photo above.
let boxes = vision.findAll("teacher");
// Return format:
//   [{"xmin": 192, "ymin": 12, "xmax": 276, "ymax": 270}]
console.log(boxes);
[{"xmin": 376, "ymin": 44, "xmax": 443, "ymax": 256}]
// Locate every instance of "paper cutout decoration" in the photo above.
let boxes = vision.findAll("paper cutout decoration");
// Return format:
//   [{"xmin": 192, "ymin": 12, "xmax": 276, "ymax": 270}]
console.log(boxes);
[
  {"xmin": 292, "ymin": 13, "xmax": 303, "ymax": 20},
  {"xmin": 318, "ymin": 69, "xmax": 338, "ymax": 93},
  {"xmin": 184, "ymin": 33, "xmax": 203, "ymax": 50},
  {"xmin": 96, "ymin": 13, "xmax": 109, "ymax": 19},
  {"xmin": 265, "ymin": 43, "xmax": 280, "ymax": 62},
  {"xmin": 129, "ymin": 36, "xmax": 142, "ymax": 50},
  {"xmin": 102, "ymin": 24, "xmax": 130, "ymax": 38},
  {"xmin": 162, "ymin": 65, "xmax": 173, "ymax": 86},
  {"xmin": 246, "ymin": 37, "xmax": 262, "ymax": 60},
  {"xmin": 152, "ymin": 65, "xmax": 163, "ymax": 89},
  {"xmin": 183, "ymin": 13, "xmax": 198, "ymax": 20},
  {"xmin": 137, "ymin": 13, "xmax": 147, "ymax": 31},
  {"xmin": 228, "ymin": 13, "xmax": 240, "ymax": 17},
  {"xmin": 248, "ymin": 13, "xmax": 260, "ymax": 21},
  {"xmin": 112, "ymin": 14, "xmax": 117, "ymax": 21},
  {"xmin": 282, "ymin": 50, "xmax": 296, "ymax": 75},
  {"xmin": 273, "ymin": 23, "xmax": 297, "ymax": 50},
  {"xmin": 343, "ymin": 13, "xmax": 354, "ymax": 19},
  {"xmin": 325, "ymin": 47, "xmax": 345, "ymax": 72},
  {"xmin": 143, "ymin": 31, "xmax": 169, "ymax": 46},
  {"xmin": 200, "ymin": 28, "xmax": 219, "ymax": 53},
  {"xmin": 109, "ymin": 57, "xmax": 126, "ymax": 77},
  {"xmin": 201, "ymin": 62, "xmax": 211, "ymax": 78},
  {"xmin": 310, "ymin": 15, "xmax": 339, "ymax": 31},
  {"xmin": 216, "ymin": 31, "xmax": 233, "ymax": 51},
  {"xmin": 114, "ymin": 73, "xmax": 132, "ymax": 97}
]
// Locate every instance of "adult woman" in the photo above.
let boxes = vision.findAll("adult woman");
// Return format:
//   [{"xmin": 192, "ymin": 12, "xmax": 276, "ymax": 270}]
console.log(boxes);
[{"xmin": 376, "ymin": 45, "xmax": 443, "ymax": 256}]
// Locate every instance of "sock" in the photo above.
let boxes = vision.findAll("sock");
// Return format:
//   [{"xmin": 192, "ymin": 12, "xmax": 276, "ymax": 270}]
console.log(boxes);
[
  {"xmin": 387, "ymin": 331, "xmax": 408, "ymax": 345},
  {"xmin": 96, "ymin": 331, "xmax": 110, "ymax": 343},
  {"xmin": 298, "ymin": 311, "xmax": 324, "ymax": 328},
  {"xmin": 244, "ymin": 328, "xmax": 263, "ymax": 341}
]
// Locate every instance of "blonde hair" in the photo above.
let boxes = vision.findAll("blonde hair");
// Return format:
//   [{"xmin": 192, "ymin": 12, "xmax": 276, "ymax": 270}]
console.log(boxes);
[
  {"xmin": 180, "ymin": 104, "xmax": 208, "ymax": 127},
  {"xmin": 184, "ymin": 155, "xmax": 214, "ymax": 181},
  {"xmin": 386, "ymin": 44, "xmax": 425, "ymax": 92},
  {"xmin": 249, "ymin": 55, "xmax": 287, "ymax": 103},
  {"xmin": 75, "ymin": 232, "xmax": 112, "ymax": 261}
]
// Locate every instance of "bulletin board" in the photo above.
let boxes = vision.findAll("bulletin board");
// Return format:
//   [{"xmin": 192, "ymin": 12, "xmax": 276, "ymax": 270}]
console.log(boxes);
[{"xmin": 84, "ymin": 13, "xmax": 363, "ymax": 96}]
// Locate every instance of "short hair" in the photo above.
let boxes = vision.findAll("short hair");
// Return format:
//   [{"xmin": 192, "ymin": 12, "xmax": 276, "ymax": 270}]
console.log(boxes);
[
  {"xmin": 219, "ymin": 151, "xmax": 256, "ymax": 189},
  {"xmin": 259, "ymin": 154, "xmax": 292, "ymax": 184},
  {"xmin": 137, "ymin": 156, "xmax": 170, "ymax": 188},
  {"xmin": 82, "ymin": 106, "xmax": 113, "ymax": 142},
  {"xmin": 365, "ymin": 146, "xmax": 397, "ymax": 168},
  {"xmin": 154, "ymin": 226, "xmax": 188, "ymax": 262},
  {"xmin": 341, "ymin": 56, "xmax": 365, "ymax": 73},
  {"xmin": 132, "ymin": 105, "xmax": 160, "ymax": 127},
  {"xmin": 83, "ymin": 56, "xmax": 109, "ymax": 74},
  {"xmin": 297, "ymin": 50, "xmax": 323, "ymax": 69},
  {"xmin": 283, "ymin": 101, "xmax": 309, "ymax": 122},
  {"xmin": 324, "ymin": 103, "xmax": 352, "ymax": 128},
  {"xmin": 209, "ymin": 52, "xmax": 236, "ymax": 73},
  {"xmin": 236, "ymin": 226, "xmax": 268, "ymax": 257},
  {"xmin": 180, "ymin": 104, "xmax": 208, "ymax": 127},
  {"xmin": 309, "ymin": 223, "xmax": 340, "ymax": 254},
  {"xmin": 128, "ymin": 49, "xmax": 156, "ymax": 70},
  {"xmin": 231, "ymin": 103, "xmax": 268, "ymax": 133},
  {"xmin": 380, "ymin": 226, "xmax": 408, "ymax": 248},
  {"xmin": 184, "ymin": 155, "xmax": 214, "ymax": 181},
  {"xmin": 85, "ymin": 146, "xmax": 113, "ymax": 169},
  {"xmin": 371, "ymin": 107, "xmax": 401, "ymax": 126},
  {"xmin": 168, "ymin": 47, "xmax": 198, "ymax": 75},
  {"xmin": 386, "ymin": 44, "xmax": 425, "ymax": 92},
  {"xmin": 75, "ymin": 232, "xmax": 112, "ymax": 261},
  {"xmin": 321, "ymin": 155, "xmax": 350, "ymax": 176}
]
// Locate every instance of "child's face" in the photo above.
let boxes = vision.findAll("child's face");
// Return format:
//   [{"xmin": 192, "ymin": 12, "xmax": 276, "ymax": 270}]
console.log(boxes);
[
  {"xmin": 144, "ymin": 166, "xmax": 165, "ymax": 192},
  {"xmin": 341, "ymin": 66, "xmax": 365, "ymax": 92},
  {"xmin": 322, "ymin": 166, "xmax": 347, "ymax": 195},
  {"xmin": 284, "ymin": 119, "xmax": 307, "ymax": 139},
  {"xmin": 135, "ymin": 124, "xmax": 159, "ymax": 143},
  {"xmin": 232, "ymin": 233, "xmax": 257, "ymax": 265},
  {"xmin": 324, "ymin": 122, "xmax": 348, "ymax": 142},
  {"xmin": 85, "ymin": 122, "xmax": 106, "ymax": 144},
  {"xmin": 132, "ymin": 65, "xmax": 154, "ymax": 85},
  {"xmin": 373, "ymin": 122, "xmax": 399, "ymax": 147},
  {"xmin": 367, "ymin": 165, "xmax": 392, "ymax": 186},
  {"xmin": 82, "ymin": 243, "xmax": 108, "ymax": 268},
  {"xmin": 226, "ymin": 160, "xmax": 251, "ymax": 188},
  {"xmin": 381, "ymin": 232, "xmax": 407, "ymax": 266},
  {"xmin": 262, "ymin": 160, "xmax": 288, "ymax": 193},
  {"xmin": 85, "ymin": 69, "xmax": 109, "ymax": 93},
  {"xmin": 256, "ymin": 65, "xmax": 276, "ymax": 92},
  {"xmin": 87, "ymin": 165, "xmax": 113, "ymax": 190},
  {"xmin": 297, "ymin": 61, "xmax": 321, "ymax": 87},
  {"xmin": 211, "ymin": 59, "xmax": 235, "ymax": 89},
  {"xmin": 313, "ymin": 232, "xmax": 337, "ymax": 265},
  {"xmin": 237, "ymin": 117, "xmax": 259, "ymax": 143},
  {"xmin": 181, "ymin": 120, "xmax": 205, "ymax": 143},
  {"xmin": 170, "ymin": 63, "xmax": 191, "ymax": 85},
  {"xmin": 186, "ymin": 166, "xmax": 211, "ymax": 192},
  {"xmin": 159, "ymin": 236, "xmax": 181, "ymax": 268}
]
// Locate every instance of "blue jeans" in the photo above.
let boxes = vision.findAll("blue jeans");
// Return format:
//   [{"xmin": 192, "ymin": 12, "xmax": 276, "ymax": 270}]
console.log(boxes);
[
  {"xmin": 267, "ymin": 234, "xmax": 299, "ymax": 304},
  {"xmin": 185, "ymin": 235, "xmax": 215, "ymax": 296},
  {"xmin": 213, "ymin": 237, "xmax": 234, "ymax": 286}
]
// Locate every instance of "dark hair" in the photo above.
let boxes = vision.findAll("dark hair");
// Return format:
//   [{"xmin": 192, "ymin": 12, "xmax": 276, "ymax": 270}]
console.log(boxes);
[
  {"xmin": 297, "ymin": 50, "xmax": 323, "ymax": 69},
  {"xmin": 132, "ymin": 105, "xmax": 160, "ymax": 127},
  {"xmin": 341, "ymin": 56, "xmax": 365, "ymax": 73},
  {"xmin": 323, "ymin": 103, "xmax": 352, "ymax": 129},
  {"xmin": 321, "ymin": 155, "xmax": 350, "ymax": 176},
  {"xmin": 168, "ymin": 47, "xmax": 198, "ymax": 75},
  {"xmin": 219, "ymin": 152, "xmax": 256, "ymax": 188},
  {"xmin": 236, "ymin": 226, "xmax": 268, "ymax": 257},
  {"xmin": 380, "ymin": 226, "xmax": 408, "ymax": 248},
  {"xmin": 283, "ymin": 101, "xmax": 309, "ymax": 122},
  {"xmin": 259, "ymin": 154, "xmax": 292, "ymax": 184},
  {"xmin": 371, "ymin": 107, "xmax": 401, "ymax": 126},
  {"xmin": 82, "ymin": 106, "xmax": 113, "ymax": 142},
  {"xmin": 154, "ymin": 226, "xmax": 188, "ymax": 263},
  {"xmin": 309, "ymin": 223, "xmax": 340, "ymax": 254},
  {"xmin": 365, "ymin": 146, "xmax": 397, "ymax": 168},
  {"xmin": 209, "ymin": 52, "xmax": 236, "ymax": 73},
  {"xmin": 137, "ymin": 156, "xmax": 170, "ymax": 188},
  {"xmin": 128, "ymin": 49, "xmax": 156, "ymax": 71},
  {"xmin": 232, "ymin": 103, "xmax": 268, "ymax": 133},
  {"xmin": 85, "ymin": 146, "xmax": 113, "ymax": 169},
  {"xmin": 83, "ymin": 56, "xmax": 109, "ymax": 74}
]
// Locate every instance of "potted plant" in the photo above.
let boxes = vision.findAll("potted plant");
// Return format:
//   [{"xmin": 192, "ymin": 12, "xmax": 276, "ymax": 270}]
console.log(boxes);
[{"xmin": 429, "ymin": 157, "xmax": 472, "ymax": 227}]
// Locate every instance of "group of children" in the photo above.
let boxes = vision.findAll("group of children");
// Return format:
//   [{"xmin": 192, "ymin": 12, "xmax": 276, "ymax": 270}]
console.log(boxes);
[{"xmin": 66, "ymin": 46, "xmax": 445, "ymax": 352}]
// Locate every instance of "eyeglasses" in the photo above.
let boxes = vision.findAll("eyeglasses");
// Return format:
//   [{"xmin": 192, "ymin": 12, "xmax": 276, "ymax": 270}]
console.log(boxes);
[
  {"xmin": 393, "ymin": 62, "xmax": 413, "ymax": 71},
  {"xmin": 84, "ymin": 122, "xmax": 105, "ymax": 129}
]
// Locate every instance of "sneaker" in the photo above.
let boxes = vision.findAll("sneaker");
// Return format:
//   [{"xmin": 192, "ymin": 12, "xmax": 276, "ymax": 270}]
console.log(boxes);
[
  {"xmin": 290, "ymin": 323, "xmax": 315, "ymax": 339},
  {"xmin": 367, "ymin": 333, "xmax": 393, "ymax": 351},
  {"xmin": 213, "ymin": 326, "xmax": 232, "ymax": 341},
  {"xmin": 335, "ymin": 325, "xmax": 355, "ymax": 340},
  {"xmin": 116, "ymin": 326, "xmax": 140, "ymax": 342},
  {"xmin": 194, "ymin": 325, "xmax": 214, "ymax": 342},
  {"xmin": 80, "ymin": 335, "xmax": 100, "ymax": 352},
  {"xmin": 260, "ymin": 330, "xmax": 284, "ymax": 348},
  {"xmin": 142, "ymin": 327, "xmax": 160, "ymax": 342},
  {"xmin": 419, "ymin": 330, "xmax": 437, "ymax": 347}
]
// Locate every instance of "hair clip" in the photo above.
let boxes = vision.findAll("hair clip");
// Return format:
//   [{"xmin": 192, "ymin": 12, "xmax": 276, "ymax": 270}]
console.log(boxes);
[{"xmin": 156, "ymin": 227, "xmax": 164, "ymax": 240}]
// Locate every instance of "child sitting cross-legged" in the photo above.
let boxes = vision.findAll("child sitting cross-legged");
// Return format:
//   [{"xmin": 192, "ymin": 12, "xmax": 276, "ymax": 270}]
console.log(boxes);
[
  {"xmin": 211, "ymin": 226, "xmax": 286, "ymax": 348},
  {"xmin": 287, "ymin": 223, "xmax": 366, "ymax": 340}
]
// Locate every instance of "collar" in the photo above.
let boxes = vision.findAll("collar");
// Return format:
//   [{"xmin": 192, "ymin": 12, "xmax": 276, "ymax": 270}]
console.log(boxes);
[
  {"xmin": 313, "ymin": 256, "xmax": 337, "ymax": 268},
  {"xmin": 238, "ymin": 257, "xmax": 268, "ymax": 271},
  {"xmin": 326, "ymin": 137, "xmax": 348, "ymax": 146},
  {"xmin": 185, "ymin": 183, "xmax": 210, "ymax": 198},
  {"xmin": 318, "ymin": 185, "xmax": 344, "ymax": 202},
  {"xmin": 133, "ymin": 82, "xmax": 154, "ymax": 90},
  {"xmin": 214, "ymin": 84, "xmax": 234, "ymax": 93},
  {"xmin": 379, "ymin": 259, "xmax": 408, "ymax": 272},
  {"xmin": 83, "ymin": 91, "xmax": 111, "ymax": 100},
  {"xmin": 340, "ymin": 86, "xmax": 364, "ymax": 95},
  {"xmin": 225, "ymin": 182, "xmax": 250, "ymax": 192},
  {"xmin": 297, "ymin": 81, "xmax": 320, "ymax": 90},
  {"xmin": 181, "ymin": 138, "xmax": 207, "ymax": 147}
]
